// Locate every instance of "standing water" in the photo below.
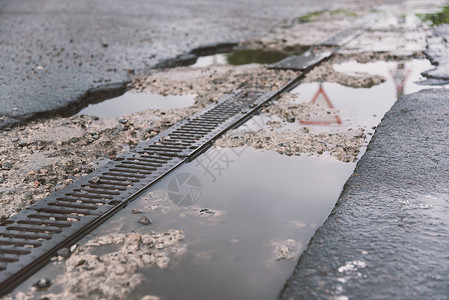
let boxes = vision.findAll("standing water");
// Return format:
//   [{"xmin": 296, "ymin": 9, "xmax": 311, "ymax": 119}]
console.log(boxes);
[
  {"xmin": 76, "ymin": 92, "xmax": 196, "ymax": 118},
  {"xmin": 8, "ymin": 59, "xmax": 440, "ymax": 299}
]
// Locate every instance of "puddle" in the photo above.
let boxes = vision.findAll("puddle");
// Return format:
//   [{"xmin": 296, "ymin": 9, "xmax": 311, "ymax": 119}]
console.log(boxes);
[
  {"xmin": 242, "ymin": 59, "xmax": 436, "ymax": 152},
  {"xmin": 192, "ymin": 49, "xmax": 290, "ymax": 68},
  {"xmin": 13, "ymin": 148, "xmax": 354, "ymax": 299},
  {"xmin": 6, "ymin": 59, "xmax": 444, "ymax": 299},
  {"xmin": 76, "ymin": 92, "xmax": 196, "ymax": 118},
  {"xmin": 417, "ymin": 6, "xmax": 449, "ymax": 25}
]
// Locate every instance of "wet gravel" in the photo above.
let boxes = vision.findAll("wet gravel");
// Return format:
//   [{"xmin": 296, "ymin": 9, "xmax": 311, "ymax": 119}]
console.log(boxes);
[{"xmin": 10, "ymin": 229, "xmax": 185, "ymax": 300}]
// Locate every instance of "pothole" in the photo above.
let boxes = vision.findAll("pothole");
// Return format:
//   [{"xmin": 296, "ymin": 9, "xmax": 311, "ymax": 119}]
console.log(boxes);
[
  {"xmin": 192, "ymin": 49, "xmax": 294, "ymax": 68},
  {"xmin": 76, "ymin": 92, "xmax": 196, "ymax": 119}
]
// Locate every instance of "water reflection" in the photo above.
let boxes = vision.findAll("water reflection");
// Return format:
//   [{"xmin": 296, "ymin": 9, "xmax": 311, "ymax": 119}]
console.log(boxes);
[
  {"xmin": 76, "ymin": 92, "xmax": 196, "ymax": 118},
  {"xmin": 389, "ymin": 62, "xmax": 411, "ymax": 98},
  {"xmin": 192, "ymin": 49, "xmax": 291, "ymax": 68},
  {"xmin": 293, "ymin": 59, "xmax": 433, "ymax": 136},
  {"xmin": 299, "ymin": 83, "xmax": 342, "ymax": 126}
]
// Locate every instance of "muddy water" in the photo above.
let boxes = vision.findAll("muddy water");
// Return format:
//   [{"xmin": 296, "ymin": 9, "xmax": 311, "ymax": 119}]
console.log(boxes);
[
  {"xmin": 244, "ymin": 59, "xmax": 434, "ymax": 155},
  {"xmin": 192, "ymin": 49, "xmax": 290, "ymax": 68},
  {"xmin": 89, "ymin": 148, "xmax": 356, "ymax": 300},
  {"xmin": 77, "ymin": 92, "xmax": 195, "ymax": 118}
]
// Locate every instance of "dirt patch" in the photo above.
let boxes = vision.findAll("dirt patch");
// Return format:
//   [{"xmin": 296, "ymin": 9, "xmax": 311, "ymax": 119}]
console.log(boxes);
[
  {"xmin": 131, "ymin": 64, "xmax": 300, "ymax": 105},
  {"xmin": 0, "ymin": 108, "xmax": 195, "ymax": 220},
  {"xmin": 216, "ymin": 127, "xmax": 365, "ymax": 163},
  {"xmin": 6, "ymin": 230, "xmax": 185, "ymax": 300},
  {"xmin": 263, "ymin": 93, "xmax": 340, "ymax": 123},
  {"xmin": 302, "ymin": 60, "xmax": 386, "ymax": 88}
]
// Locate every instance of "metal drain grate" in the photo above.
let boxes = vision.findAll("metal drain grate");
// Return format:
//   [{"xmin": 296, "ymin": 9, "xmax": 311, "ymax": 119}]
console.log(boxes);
[
  {"xmin": 269, "ymin": 48, "xmax": 333, "ymax": 71},
  {"xmin": 0, "ymin": 89, "xmax": 284, "ymax": 295}
]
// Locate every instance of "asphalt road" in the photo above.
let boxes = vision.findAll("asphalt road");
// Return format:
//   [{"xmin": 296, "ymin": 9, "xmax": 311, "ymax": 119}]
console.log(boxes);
[
  {"xmin": 280, "ymin": 25, "xmax": 449, "ymax": 299},
  {"xmin": 0, "ymin": 0, "xmax": 358, "ymax": 128}
]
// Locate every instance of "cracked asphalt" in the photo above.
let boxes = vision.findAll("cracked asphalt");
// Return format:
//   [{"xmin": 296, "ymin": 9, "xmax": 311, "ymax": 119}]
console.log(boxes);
[{"xmin": 0, "ymin": 0, "xmax": 356, "ymax": 128}]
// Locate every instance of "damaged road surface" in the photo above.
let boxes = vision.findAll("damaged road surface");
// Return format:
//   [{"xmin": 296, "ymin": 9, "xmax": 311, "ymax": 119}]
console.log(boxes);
[{"xmin": 2, "ymin": 0, "xmax": 449, "ymax": 299}]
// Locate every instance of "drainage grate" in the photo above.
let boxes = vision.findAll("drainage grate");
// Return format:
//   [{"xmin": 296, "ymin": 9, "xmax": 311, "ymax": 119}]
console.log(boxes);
[
  {"xmin": 0, "ymin": 89, "xmax": 288, "ymax": 295},
  {"xmin": 269, "ymin": 48, "xmax": 333, "ymax": 71}
]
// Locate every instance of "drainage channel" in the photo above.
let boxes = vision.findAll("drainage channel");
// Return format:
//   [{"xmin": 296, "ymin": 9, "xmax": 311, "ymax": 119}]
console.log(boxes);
[{"xmin": 0, "ymin": 15, "xmax": 371, "ymax": 296}]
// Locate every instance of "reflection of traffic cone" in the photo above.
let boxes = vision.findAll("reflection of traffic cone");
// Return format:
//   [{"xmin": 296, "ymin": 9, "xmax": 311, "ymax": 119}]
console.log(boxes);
[
  {"xmin": 300, "ymin": 83, "xmax": 342, "ymax": 125},
  {"xmin": 389, "ymin": 62, "xmax": 411, "ymax": 98}
]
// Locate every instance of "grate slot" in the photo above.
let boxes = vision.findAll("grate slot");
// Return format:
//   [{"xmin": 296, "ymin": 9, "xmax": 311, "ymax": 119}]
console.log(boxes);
[
  {"xmin": 5, "ymin": 226, "xmax": 62, "ymax": 235},
  {"xmin": 144, "ymin": 145, "xmax": 184, "ymax": 151},
  {"xmin": 0, "ymin": 255, "xmax": 19, "ymax": 263},
  {"xmin": 130, "ymin": 157, "xmax": 172, "ymax": 165},
  {"xmin": 111, "ymin": 166, "xmax": 155, "ymax": 175},
  {"xmin": 101, "ymin": 172, "xmax": 145, "ymax": 179},
  {"xmin": 35, "ymin": 207, "xmax": 93, "ymax": 216},
  {"xmin": 47, "ymin": 202, "xmax": 99, "ymax": 211},
  {"xmin": 98, "ymin": 176, "xmax": 139, "ymax": 184},
  {"xmin": 0, "ymin": 232, "xmax": 52, "ymax": 240},
  {"xmin": 17, "ymin": 220, "xmax": 71, "ymax": 228},
  {"xmin": 0, "ymin": 238, "xmax": 41, "ymax": 248},
  {"xmin": 81, "ymin": 184, "xmax": 128, "ymax": 191},
  {"xmin": 0, "ymin": 247, "xmax": 31, "ymax": 256},
  {"xmin": 26, "ymin": 213, "xmax": 80, "ymax": 222},
  {"xmin": 73, "ymin": 188, "xmax": 121, "ymax": 196},
  {"xmin": 133, "ymin": 152, "xmax": 185, "ymax": 158},
  {"xmin": 57, "ymin": 197, "xmax": 107, "ymax": 206}
]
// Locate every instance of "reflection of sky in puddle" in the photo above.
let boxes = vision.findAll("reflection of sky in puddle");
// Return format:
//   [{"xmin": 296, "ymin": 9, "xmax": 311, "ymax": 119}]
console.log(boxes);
[
  {"xmin": 192, "ymin": 54, "xmax": 228, "ymax": 67},
  {"xmin": 77, "ymin": 92, "xmax": 195, "ymax": 118},
  {"xmin": 12, "ymin": 148, "xmax": 354, "ymax": 299},
  {"xmin": 245, "ymin": 59, "xmax": 437, "ymax": 152},
  {"xmin": 192, "ymin": 49, "xmax": 290, "ymax": 68},
  {"xmin": 102, "ymin": 148, "xmax": 355, "ymax": 300}
]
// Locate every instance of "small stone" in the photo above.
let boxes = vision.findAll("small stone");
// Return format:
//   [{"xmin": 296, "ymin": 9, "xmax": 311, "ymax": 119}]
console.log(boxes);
[
  {"xmin": 138, "ymin": 216, "xmax": 152, "ymax": 225},
  {"xmin": 200, "ymin": 208, "xmax": 215, "ymax": 215},
  {"xmin": 0, "ymin": 178, "xmax": 3, "ymax": 184},
  {"xmin": 89, "ymin": 176, "xmax": 101, "ymax": 184},
  {"xmin": 286, "ymin": 116, "xmax": 295, "ymax": 123},
  {"xmin": 1, "ymin": 162, "xmax": 12, "ymax": 170},
  {"xmin": 92, "ymin": 134, "xmax": 99, "ymax": 140},
  {"xmin": 70, "ymin": 244, "xmax": 78, "ymax": 252},
  {"xmin": 140, "ymin": 296, "xmax": 161, "ymax": 300},
  {"xmin": 57, "ymin": 248, "xmax": 70, "ymax": 258},
  {"xmin": 32, "ymin": 278, "xmax": 51, "ymax": 290},
  {"xmin": 75, "ymin": 259, "xmax": 86, "ymax": 267},
  {"xmin": 132, "ymin": 209, "xmax": 143, "ymax": 214},
  {"xmin": 119, "ymin": 119, "xmax": 128, "ymax": 124}
]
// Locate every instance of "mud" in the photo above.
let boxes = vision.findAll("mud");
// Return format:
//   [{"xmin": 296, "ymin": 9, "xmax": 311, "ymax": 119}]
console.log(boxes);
[
  {"xmin": 131, "ymin": 64, "xmax": 299, "ymax": 105},
  {"xmin": 216, "ymin": 127, "xmax": 365, "ymax": 162},
  {"xmin": 5, "ymin": 230, "xmax": 184, "ymax": 300},
  {"xmin": 302, "ymin": 60, "xmax": 386, "ymax": 88},
  {"xmin": 0, "ymin": 108, "xmax": 196, "ymax": 220}
]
